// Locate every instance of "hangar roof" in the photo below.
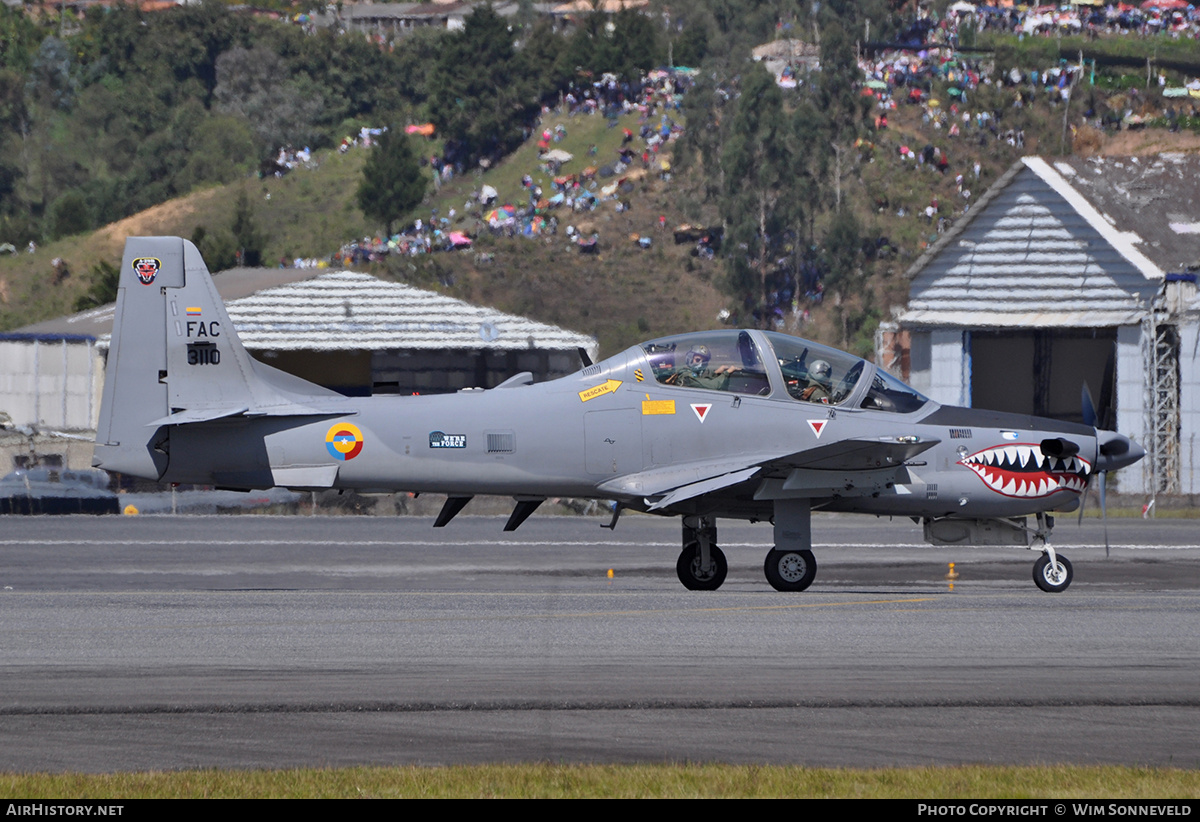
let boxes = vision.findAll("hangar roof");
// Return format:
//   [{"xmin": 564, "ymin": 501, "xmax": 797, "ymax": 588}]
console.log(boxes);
[
  {"xmin": 12, "ymin": 268, "xmax": 597, "ymax": 358},
  {"xmin": 12, "ymin": 267, "xmax": 322, "ymax": 341},
  {"xmin": 897, "ymin": 155, "xmax": 1200, "ymax": 329},
  {"xmin": 223, "ymin": 269, "xmax": 596, "ymax": 355}
]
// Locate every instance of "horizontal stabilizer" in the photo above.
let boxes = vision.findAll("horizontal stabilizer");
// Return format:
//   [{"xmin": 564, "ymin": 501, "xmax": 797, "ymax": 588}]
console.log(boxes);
[
  {"xmin": 147, "ymin": 404, "xmax": 352, "ymax": 427},
  {"xmin": 145, "ymin": 406, "xmax": 249, "ymax": 427}
]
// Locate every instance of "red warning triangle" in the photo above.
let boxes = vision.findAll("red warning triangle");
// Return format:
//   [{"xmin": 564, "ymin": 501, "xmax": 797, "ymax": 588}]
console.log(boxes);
[
  {"xmin": 807, "ymin": 420, "xmax": 827, "ymax": 438},
  {"xmin": 691, "ymin": 403, "xmax": 712, "ymax": 423}
]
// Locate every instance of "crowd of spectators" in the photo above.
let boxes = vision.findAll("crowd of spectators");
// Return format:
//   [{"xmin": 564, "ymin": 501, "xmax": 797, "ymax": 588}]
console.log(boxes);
[
  {"xmin": 326, "ymin": 69, "xmax": 692, "ymax": 268},
  {"xmin": 955, "ymin": 2, "xmax": 1200, "ymax": 40}
]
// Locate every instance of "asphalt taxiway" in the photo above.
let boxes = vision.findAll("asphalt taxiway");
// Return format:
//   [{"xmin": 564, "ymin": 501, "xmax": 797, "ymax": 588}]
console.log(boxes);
[{"xmin": 1, "ymin": 513, "xmax": 1198, "ymax": 772}]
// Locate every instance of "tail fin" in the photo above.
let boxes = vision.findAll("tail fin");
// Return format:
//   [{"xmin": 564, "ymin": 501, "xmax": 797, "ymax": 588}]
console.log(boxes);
[{"xmin": 94, "ymin": 237, "xmax": 338, "ymax": 480}]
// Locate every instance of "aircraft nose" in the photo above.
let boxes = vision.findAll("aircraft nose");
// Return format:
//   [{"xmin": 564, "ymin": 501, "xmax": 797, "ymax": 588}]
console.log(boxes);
[{"xmin": 1095, "ymin": 430, "xmax": 1145, "ymax": 473}]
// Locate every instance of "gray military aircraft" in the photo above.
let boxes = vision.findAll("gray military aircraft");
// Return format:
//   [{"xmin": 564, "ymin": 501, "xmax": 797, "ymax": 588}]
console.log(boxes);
[{"xmin": 95, "ymin": 237, "xmax": 1145, "ymax": 593}]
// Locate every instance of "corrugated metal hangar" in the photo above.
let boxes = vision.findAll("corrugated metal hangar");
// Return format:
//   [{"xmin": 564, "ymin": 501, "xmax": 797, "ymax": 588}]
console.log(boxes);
[
  {"xmin": 886, "ymin": 155, "xmax": 1200, "ymax": 498},
  {"xmin": 1, "ymin": 267, "xmax": 596, "ymax": 471}
]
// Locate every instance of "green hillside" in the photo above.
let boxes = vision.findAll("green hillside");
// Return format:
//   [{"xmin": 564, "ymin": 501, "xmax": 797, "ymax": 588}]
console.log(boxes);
[
  {"xmin": 0, "ymin": 108, "xmax": 732, "ymax": 358},
  {"xmin": 4, "ymin": 97, "xmax": 1198, "ymax": 358}
]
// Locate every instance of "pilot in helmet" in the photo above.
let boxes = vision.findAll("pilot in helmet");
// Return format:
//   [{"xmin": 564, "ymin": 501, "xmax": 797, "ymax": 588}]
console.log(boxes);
[
  {"xmin": 801, "ymin": 359, "xmax": 832, "ymax": 403},
  {"xmin": 685, "ymin": 344, "xmax": 711, "ymax": 375}
]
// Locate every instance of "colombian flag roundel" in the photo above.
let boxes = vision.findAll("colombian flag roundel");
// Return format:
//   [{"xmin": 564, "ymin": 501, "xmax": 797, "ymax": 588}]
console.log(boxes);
[{"xmin": 325, "ymin": 422, "xmax": 364, "ymax": 461}]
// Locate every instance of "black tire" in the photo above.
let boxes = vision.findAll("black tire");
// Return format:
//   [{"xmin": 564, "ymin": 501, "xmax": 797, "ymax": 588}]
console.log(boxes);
[
  {"xmin": 1033, "ymin": 553, "xmax": 1073, "ymax": 593},
  {"xmin": 764, "ymin": 548, "xmax": 817, "ymax": 592},
  {"xmin": 676, "ymin": 542, "xmax": 727, "ymax": 591}
]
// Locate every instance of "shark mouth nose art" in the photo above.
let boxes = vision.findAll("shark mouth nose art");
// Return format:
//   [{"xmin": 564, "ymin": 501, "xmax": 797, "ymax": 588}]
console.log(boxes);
[{"xmin": 959, "ymin": 444, "xmax": 1090, "ymax": 498}]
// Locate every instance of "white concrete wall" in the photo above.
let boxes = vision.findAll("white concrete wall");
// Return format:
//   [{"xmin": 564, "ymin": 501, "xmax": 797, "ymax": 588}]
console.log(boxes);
[
  {"xmin": 1115, "ymin": 324, "xmax": 1148, "ymax": 495},
  {"xmin": 1178, "ymin": 320, "xmax": 1199, "ymax": 495},
  {"xmin": 0, "ymin": 340, "xmax": 103, "ymax": 431},
  {"xmin": 905, "ymin": 330, "xmax": 932, "ymax": 394},
  {"xmin": 929, "ymin": 329, "xmax": 969, "ymax": 407}
]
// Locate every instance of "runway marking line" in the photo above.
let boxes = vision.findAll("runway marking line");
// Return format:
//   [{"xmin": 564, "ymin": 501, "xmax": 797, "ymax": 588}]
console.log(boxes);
[
  {"xmin": 0, "ymin": 595, "xmax": 939, "ymax": 634},
  {"xmin": 567, "ymin": 597, "xmax": 939, "ymax": 618},
  {"xmin": 3, "ymin": 540, "xmax": 1195, "ymax": 550}
]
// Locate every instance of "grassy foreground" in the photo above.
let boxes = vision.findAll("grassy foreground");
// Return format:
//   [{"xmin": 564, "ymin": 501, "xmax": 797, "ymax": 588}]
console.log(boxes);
[{"xmin": 4, "ymin": 764, "xmax": 1200, "ymax": 799}]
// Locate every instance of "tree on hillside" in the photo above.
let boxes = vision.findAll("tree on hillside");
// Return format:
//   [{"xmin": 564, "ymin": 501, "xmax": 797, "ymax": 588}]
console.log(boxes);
[
  {"xmin": 690, "ymin": 0, "xmax": 789, "ymax": 67},
  {"xmin": 519, "ymin": 17, "xmax": 570, "ymax": 102},
  {"xmin": 356, "ymin": 128, "xmax": 426, "ymax": 236},
  {"xmin": 427, "ymin": 5, "xmax": 538, "ymax": 166},
  {"xmin": 74, "ymin": 259, "xmax": 120, "ymax": 312},
  {"xmin": 557, "ymin": 6, "xmax": 662, "ymax": 79},
  {"xmin": 0, "ymin": 5, "xmax": 44, "ymax": 74},
  {"xmin": 46, "ymin": 190, "xmax": 92, "ymax": 240},
  {"xmin": 214, "ymin": 46, "xmax": 326, "ymax": 153},
  {"xmin": 674, "ymin": 71, "xmax": 725, "ymax": 196},
  {"xmin": 231, "ymin": 188, "xmax": 265, "ymax": 267},
  {"xmin": 560, "ymin": 9, "xmax": 616, "ymax": 84},
  {"xmin": 720, "ymin": 63, "xmax": 802, "ymax": 319},
  {"xmin": 609, "ymin": 7, "xmax": 664, "ymax": 78}
]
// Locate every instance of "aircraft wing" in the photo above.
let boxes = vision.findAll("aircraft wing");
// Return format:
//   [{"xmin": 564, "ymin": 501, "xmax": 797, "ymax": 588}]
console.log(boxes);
[
  {"xmin": 782, "ymin": 437, "xmax": 939, "ymax": 470},
  {"xmin": 642, "ymin": 466, "xmax": 763, "ymax": 511},
  {"xmin": 599, "ymin": 437, "xmax": 940, "ymax": 510}
]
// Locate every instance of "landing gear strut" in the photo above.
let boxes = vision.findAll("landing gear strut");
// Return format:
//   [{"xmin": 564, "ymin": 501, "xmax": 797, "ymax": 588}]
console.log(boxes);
[
  {"xmin": 1031, "ymin": 512, "xmax": 1072, "ymax": 593},
  {"xmin": 676, "ymin": 516, "xmax": 726, "ymax": 590}
]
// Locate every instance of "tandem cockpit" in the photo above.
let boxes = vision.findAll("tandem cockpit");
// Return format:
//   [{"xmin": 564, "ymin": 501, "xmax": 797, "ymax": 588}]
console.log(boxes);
[{"xmin": 636, "ymin": 330, "xmax": 931, "ymax": 415}]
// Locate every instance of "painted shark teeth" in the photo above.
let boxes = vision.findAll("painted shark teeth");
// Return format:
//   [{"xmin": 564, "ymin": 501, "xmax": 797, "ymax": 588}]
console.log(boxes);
[{"xmin": 959, "ymin": 443, "xmax": 1091, "ymax": 499}]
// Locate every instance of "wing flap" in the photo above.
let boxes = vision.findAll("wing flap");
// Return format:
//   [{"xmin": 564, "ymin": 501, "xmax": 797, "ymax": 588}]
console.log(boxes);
[
  {"xmin": 645, "ymin": 466, "xmax": 762, "ymax": 511},
  {"xmin": 784, "ymin": 437, "xmax": 940, "ymax": 470},
  {"xmin": 271, "ymin": 464, "xmax": 339, "ymax": 489},
  {"xmin": 596, "ymin": 455, "xmax": 777, "ymax": 500}
]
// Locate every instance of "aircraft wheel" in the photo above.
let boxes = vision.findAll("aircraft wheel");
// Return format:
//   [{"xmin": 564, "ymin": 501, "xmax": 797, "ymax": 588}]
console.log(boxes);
[
  {"xmin": 676, "ymin": 542, "xmax": 727, "ymax": 591},
  {"xmin": 1033, "ymin": 553, "xmax": 1073, "ymax": 593},
  {"xmin": 764, "ymin": 548, "xmax": 817, "ymax": 592}
]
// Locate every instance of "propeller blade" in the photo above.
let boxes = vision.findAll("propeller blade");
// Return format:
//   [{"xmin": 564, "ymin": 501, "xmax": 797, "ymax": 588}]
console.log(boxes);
[
  {"xmin": 1081, "ymin": 382, "xmax": 1097, "ymax": 428},
  {"xmin": 1078, "ymin": 474, "xmax": 1091, "ymax": 526},
  {"xmin": 1099, "ymin": 469, "xmax": 1109, "ymax": 559},
  {"xmin": 1099, "ymin": 341, "xmax": 1117, "ymax": 432}
]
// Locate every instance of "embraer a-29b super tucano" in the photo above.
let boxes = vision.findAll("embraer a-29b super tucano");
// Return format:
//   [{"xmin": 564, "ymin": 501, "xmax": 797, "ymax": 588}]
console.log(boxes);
[{"xmin": 95, "ymin": 238, "xmax": 1145, "ymax": 593}]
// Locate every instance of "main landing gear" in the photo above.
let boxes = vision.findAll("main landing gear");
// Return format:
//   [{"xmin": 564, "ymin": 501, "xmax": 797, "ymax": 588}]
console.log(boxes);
[
  {"xmin": 1031, "ymin": 512, "xmax": 1072, "ymax": 593},
  {"xmin": 674, "ymin": 503, "xmax": 819, "ymax": 592},
  {"xmin": 763, "ymin": 500, "xmax": 817, "ymax": 592},
  {"xmin": 676, "ymin": 516, "xmax": 727, "ymax": 590},
  {"xmin": 763, "ymin": 548, "xmax": 817, "ymax": 592}
]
